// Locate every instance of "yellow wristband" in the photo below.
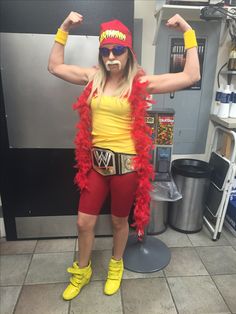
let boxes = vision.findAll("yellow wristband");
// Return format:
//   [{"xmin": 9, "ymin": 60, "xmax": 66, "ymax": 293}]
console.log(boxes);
[
  {"xmin": 55, "ymin": 28, "xmax": 68, "ymax": 45},
  {"xmin": 184, "ymin": 29, "xmax": 198, "ymax": 50}
]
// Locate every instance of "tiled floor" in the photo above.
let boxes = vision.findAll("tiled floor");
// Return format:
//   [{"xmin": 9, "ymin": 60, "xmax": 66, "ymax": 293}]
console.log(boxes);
[{"xmin": 1, "ymin": 226, "xmax": 236, "ymax": 314}]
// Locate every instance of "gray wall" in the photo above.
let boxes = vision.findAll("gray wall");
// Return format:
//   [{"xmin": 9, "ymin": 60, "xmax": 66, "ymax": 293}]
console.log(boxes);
[
  {"xmin": 0, "ymin": 0, "xmax": 138, "ymax": 239},
  {"xmin": 1, "ymin": 33, "xmax": 97, "ymax": 148},
  {"xmin": 0, "ymin": 0, "xmax": 140, "ymax": 149},
  {"xmin": 154, "ymin": 20, "xmax": 221, "ymax": 154}
]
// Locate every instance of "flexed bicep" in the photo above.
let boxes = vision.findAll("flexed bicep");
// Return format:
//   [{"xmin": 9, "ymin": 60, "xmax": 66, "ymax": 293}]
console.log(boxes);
[{"xmin": 49, "ymin": 64, "xmax": 98, "ymax": 85}]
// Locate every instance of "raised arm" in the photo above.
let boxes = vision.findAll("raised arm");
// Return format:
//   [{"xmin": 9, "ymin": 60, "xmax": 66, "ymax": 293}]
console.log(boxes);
[
  {"xmin": 48, "ymin": 11, "xmax": 97, "ymax": 85},
  {"xmin": 141, "ymin": 14, "xmax": 200, "ymax": 94}
]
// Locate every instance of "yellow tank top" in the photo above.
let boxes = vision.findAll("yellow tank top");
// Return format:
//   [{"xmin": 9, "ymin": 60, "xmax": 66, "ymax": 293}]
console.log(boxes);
[{"xmin": 91, "ymin": 95, "xmax": 136, "ymax": 154}]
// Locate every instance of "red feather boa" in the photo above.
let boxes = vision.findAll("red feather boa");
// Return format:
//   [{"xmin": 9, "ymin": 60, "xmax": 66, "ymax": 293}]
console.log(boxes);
[{"xmin": 73, "ymin": 77, "xmax": 154, "ymax": 237}]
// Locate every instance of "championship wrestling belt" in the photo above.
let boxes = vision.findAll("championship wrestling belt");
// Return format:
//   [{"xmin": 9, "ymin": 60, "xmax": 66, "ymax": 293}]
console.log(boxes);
[{"xmin": 91, "ymin": 147, "xmax": 136, "ymax": 176}]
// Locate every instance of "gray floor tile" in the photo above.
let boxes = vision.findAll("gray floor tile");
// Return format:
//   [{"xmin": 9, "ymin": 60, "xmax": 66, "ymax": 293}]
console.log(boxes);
[
  {"xmin": 164, "ymin": 247, "xmax": 208, "ymax": 277},
  {"xmin": 70, "ymin": 280, "xmax": 123, "ymax": 314},
  {"xmin": 223, "ymin": 228, "xmax": 236, "ymax": 246},
  {"xmin": 212, "ymin": 274, "xmax": 236, "ymax": 313},
  {"xmin": 93, "ymin": 236, "xmax": 113, "ymax": 250},
  {"xmin": 74, "ymin": 249, "xmax": 113, "ymax": 281},
  {"xmin": 0, "ymin": 240, "xmax": 37, "ymax": 255},
  {"xmin": 0, "ymin": 286, "xmax": 22, "ymax": 314},
  {"xmin": 123, "ymin": 268, "xmax": 164, "ymax": 279},
  {"xmin": 14, "ymin": 283, "xmax": 69, "ymax": 314},
  {"xmin": 81, "ymin": 249, "xmax": 165, "ymax": 281},
  {"xmin": 25, "ymin": 252, "xmax": 74, "ymax": 284},
  {"xmin": 154, "ymin": 227, "xmax": 193, "ymax": 247},
  {"xmin": 196, "ymin": 246, "xmax": 236, "ymax": 275},
  {"xmin": 76, "ymin": 236, "xmax": 114, "ymax": 252},
  {"xmin": 122, "ymin": 277, "xmax": 177, "ymax": 314},
  {"xmin": 0, "ymin": 254, "xmax": 32, "ymax": 285},
  {"xmin": 168, "ymin": 276, "xmax": 230, "ymax": 314},
  {"xmin": 90, "ymin": 250, "xmax": 112, "ymax": 281},
  {"xmin": 35, "ymin": 238, "xmax": 76, "ymax": 253},
  {"xmin": 188, "ymin": 226, "xmax": 230, "ymax": 247},
  {"xmin": 2, "ymin": 231, "xmax": 236, "ymax": 314}
]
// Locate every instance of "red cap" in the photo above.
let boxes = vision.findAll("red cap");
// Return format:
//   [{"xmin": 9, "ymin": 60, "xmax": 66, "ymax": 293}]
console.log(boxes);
[{"xmin": 99, "ymin": 19, "xmax": 135, "ymax": 57}]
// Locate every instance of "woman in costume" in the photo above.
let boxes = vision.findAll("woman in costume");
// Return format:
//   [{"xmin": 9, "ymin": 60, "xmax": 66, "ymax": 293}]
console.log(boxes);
[{"xmin": 48, "ymin": 11, "xmax": 200, "ymax": 300}]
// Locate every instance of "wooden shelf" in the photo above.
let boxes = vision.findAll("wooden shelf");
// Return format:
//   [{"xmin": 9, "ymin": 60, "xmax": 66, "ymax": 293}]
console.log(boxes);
[
  {"xmin": 210, "ymin": 114, "xmax": 236, "ymax": 129},
  {"xmin": 153, "ymin": 4, "xmax": 235, "ymax": 45},
  {"xmin": 153, "ymin": 4, "xmax": 209, "ymax": 45},
  {"xmin": 155, "ymin": 4, "xmax": 203, "ymax": 21},
  {"xmin": 155, "ymin": 3, "xmax": 236, "ymax": 21},
  {"xmin": 221, "ymin": 71, "xmax": 236, "ymax": 75}
]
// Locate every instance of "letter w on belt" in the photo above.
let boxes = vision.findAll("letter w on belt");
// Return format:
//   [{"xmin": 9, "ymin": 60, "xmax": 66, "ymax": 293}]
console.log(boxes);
[{"xmin": 91, "ymin": 147, "xmax": 135, "ymax": 176}]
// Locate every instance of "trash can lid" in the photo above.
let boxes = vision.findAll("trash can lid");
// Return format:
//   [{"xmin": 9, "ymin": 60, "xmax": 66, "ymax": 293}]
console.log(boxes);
[{"xmin": 172, "ymin": 159, "xmax": 212, "ymax": 178}]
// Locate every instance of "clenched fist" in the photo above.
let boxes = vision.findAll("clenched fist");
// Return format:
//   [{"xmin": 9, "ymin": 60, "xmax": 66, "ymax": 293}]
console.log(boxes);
[
  {"xmin": 166, "ymin": 14, "xmax": 192, "ymax": 33},
  {"xmin": 60, "ymin": 11, "xmax": 83, "ymax": 32}
]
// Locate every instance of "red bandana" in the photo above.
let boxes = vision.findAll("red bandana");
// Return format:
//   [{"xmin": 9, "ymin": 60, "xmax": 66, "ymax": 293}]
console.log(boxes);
[
  {"xmin": 73, "ymin": 74, "xmax": 154, "ymax": 238},
  {"xmin": 99, "ymin": 19, "xmax": 135, "ymax": 57}
]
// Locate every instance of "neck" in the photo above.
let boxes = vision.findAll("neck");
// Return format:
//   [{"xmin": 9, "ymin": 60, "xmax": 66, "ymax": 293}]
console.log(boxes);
[
  {"xmin": 102, "ymin": 72, "xmax": 125, "ymax": 96},
  {"xmin": 107, "ymin": 71, "xmax": 124, "ymax": 83}
]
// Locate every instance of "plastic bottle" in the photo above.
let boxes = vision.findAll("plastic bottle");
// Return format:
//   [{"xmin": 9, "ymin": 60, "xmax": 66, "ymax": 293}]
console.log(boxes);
[
  {"xmin": 229, "ymin": 90, "xmax": 236, "ymax": 118},
  {"xmin": 213, "ymin": 83, "xmax": 224, "ymax": 115},
  {"xmin": 217, "ymin": 85, "xmax": 231, "ymax": 119}
]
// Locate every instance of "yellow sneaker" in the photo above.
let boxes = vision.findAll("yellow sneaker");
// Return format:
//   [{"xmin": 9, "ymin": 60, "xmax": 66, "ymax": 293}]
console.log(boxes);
[
  {"xmin": 62, "ymin": 261, "xmax": 92, "ymax": 301},
  {"xmin": 104, "ymin": 257, "xmax": 124, "ymax": 295}
]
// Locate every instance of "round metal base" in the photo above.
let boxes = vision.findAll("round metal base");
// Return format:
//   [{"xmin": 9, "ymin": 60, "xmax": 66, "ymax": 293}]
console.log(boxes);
[{"xmin": 123, "ymin": 234, "xmax": 171, "ymax": 273}]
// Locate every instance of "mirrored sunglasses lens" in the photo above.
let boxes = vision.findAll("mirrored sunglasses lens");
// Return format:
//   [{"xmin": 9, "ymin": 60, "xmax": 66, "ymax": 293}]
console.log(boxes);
[
  {"xmin": 100, "ymin": 48, "xmax": 110, "ymax": 57},
  {"xmin": 112, "ymin": 46, "xmax": 126, "ymax": 56}
]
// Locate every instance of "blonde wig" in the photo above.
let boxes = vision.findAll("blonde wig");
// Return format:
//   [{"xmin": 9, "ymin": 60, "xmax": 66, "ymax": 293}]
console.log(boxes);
[{"xmin": 88, "ymin": 49, "xmax": 140, "ymax": 102}]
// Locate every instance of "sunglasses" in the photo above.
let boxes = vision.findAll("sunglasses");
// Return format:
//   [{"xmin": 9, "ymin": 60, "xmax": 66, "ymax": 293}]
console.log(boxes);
[{"xmin": 99, "ymin": 45, "xmax": 127, "ymax": 57}]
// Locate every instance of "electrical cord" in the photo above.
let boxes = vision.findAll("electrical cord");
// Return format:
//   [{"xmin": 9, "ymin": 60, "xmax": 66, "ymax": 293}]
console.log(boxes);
[
  {"xmin": 227, "ymin": 19, "xmax": 236, "ymax": 41},
  {"xmin": 217, "ymin": 62, "xmax": 228, "ymax": 88},
  {"xmin": 201, "ymin": 0, "xmax": 236, "ymax": 21},
  {"xmin": 208, "ymin": 5, "xmax": 236, "ymax": 21},
  {"xmin": 202, "ymin": 2, "xmax": 236, "ymax": 40}
]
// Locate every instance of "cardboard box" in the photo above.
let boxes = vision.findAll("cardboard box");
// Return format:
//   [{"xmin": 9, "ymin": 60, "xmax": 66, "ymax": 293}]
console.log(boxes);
[
  {"xmin": 229, "ymin": 177, "xmax": 236, "ymax": 201},
  {"xmin": 165, "ymin": 0, "xmax": 209, "ymax": 5},
  {"xmin": 225, "ymin": 199, "xmax": 236, "ymax": 237},
  {"xmin": 219, "ymin": 133, "xmax": 232, "ymax": 160},
  {"xmin": 145, "ymin": 111, "xmax": 175, "ymax": 145}
]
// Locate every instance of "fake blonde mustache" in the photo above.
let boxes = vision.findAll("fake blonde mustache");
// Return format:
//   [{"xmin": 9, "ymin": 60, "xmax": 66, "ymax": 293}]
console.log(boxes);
[{"xmin": 105, "ymin": 60, "xmax": 121, "ymax": 71}]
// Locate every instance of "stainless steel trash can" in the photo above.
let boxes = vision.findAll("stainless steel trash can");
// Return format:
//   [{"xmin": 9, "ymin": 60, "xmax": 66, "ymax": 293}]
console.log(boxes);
[
  {"xmin": 169, "ymin": 159, "xmax": 212, "ymax": 233},
  {"xmin": 147, "ymin": 179, "xmax": 182, "ymax": 235}
]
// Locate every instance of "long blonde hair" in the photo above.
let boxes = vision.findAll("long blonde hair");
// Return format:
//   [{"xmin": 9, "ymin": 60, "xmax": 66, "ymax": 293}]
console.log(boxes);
[{"xmin": 88, "ymin": 49, "xmax": 139, "ymax": 102}]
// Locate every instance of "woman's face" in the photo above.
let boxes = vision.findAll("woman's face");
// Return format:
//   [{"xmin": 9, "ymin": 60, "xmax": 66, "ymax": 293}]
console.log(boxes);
[{"xmin": 99, "ymin": 44, "xmax": 129, "ymax": 74}]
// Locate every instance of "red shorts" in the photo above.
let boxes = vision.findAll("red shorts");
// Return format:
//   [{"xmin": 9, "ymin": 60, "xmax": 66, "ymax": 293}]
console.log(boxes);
[{"xmin": 78, "ymin": 169, "xmax": 138, "ymax": 217}]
